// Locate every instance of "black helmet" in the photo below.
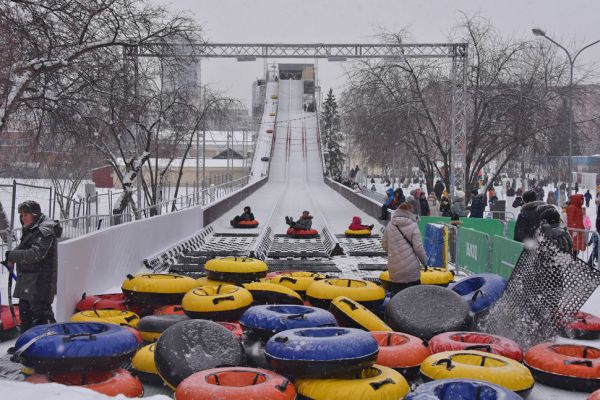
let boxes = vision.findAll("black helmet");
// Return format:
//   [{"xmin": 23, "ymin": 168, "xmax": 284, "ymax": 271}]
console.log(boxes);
[
  {"xmin": 18, "ymin": 200, "xmax": 41, "ymax": 215},
  {"xmin": 540, "ymin": 207, "xmax": 560, "ymax": 225}
]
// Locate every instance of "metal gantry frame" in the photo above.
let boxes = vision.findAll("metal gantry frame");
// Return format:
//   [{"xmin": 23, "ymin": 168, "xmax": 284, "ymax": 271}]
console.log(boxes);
[{"xmin": 126, "ymin": 42, "xmax": 468, "ymax": 195}]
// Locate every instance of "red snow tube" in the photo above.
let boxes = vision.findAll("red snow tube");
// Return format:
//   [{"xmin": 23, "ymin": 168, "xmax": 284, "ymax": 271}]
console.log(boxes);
[
  {"xmin": 76, "ymin": 293, "xmax": 128, "ymax": 312},
  {"xmin": 154, "ymin": 305, "xmax": 185, "ymax": 315},
  {"xmin": 589, "ymin": 389, "xmax": 600, "ymax": 400},
  {"xmin": 26, "ymin": 368, "xmax": 143, "ymax": 398},
  {"xmin": 175, "ymin": 367, "xmax": 296, "ymax": 400},
  {"xmin": 0, "ymin": 305, "xmax": 20, "ymax": 341},
  {"xmin": 429, "ymin": 332, "xmax": 523, "ymax": 362},
  {"xmin": 236, "ymin": 220, "xmax": 260, "ymax": 229},
  {"xmin": 287, "ymin": 228, "xmax": 319, "ymax": 239},
  {"xmin": 218, "ymin": 322, "xmax": 243, "ymax": 339},
  {"xmin": 524, "ymin": 343, "xmax": 600, "ymax": 392},
  {"xmin": 371, "ymin": 331, "xmax": 430, "ymax": 378},
  {"xmin": 559, "ymin": 312, "xmax": 600, "ymax": 340}
]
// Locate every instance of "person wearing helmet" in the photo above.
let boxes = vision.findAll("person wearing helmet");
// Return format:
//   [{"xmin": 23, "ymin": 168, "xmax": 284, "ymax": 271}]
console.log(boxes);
[
  {"xmin": 3, "ymin": 200, "xmax": 62, "ymax": 331},
  {"xmin": 539, "ymin": 207, "xmax": 573, "ymax": 254}
]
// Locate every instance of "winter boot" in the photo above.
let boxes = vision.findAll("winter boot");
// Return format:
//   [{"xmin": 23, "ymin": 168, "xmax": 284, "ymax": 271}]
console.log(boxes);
[{"xmin": 369, "ymin": 225, "xmax": 374, "ymax": 230}]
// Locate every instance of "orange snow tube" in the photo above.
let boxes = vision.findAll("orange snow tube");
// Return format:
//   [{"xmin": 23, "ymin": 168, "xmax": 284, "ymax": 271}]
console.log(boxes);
[
  {"xmin": 287, "ymin": 228, "xmax": 319, "ymax": 239},
  {"xmin": 26, "ymin": 369, "xmax": 143, "ymax": 398},
  {"xmin": 371, "ymin": 331, "xmax": 430, "ymax": 378},
  {"xmin": 235, "ymin": 220, "xmax": 260, "ymax": 229},
  {"xmin": 175, "ymin": 367, "xmax": 296, "ymax": 400}
]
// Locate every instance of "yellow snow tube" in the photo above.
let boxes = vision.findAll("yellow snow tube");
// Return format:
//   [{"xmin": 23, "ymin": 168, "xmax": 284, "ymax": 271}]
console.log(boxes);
[
  {"xmin": 69, "ymin": 309, "xmax": 140, "ymax": 328},
  {"xmin": 195, "ymin": 276, "xmax": 232, "ymax": 286},
  {"xmin": 242, "ymin": 281, "xmax": 303, "ymax": 305},
  {"xmin": 295, "ymin": 365, "xmax": 409, "ymax": 400},
  {"xmin": 329, "ymin": 296, "xmax": 392, "ymax": 332},
  {"xmin": 121, "ymin": 273, "xmax": 198, "ymax": 304},
  {"xmin": 181, "ymin": 284, "xmax": 253, "ymax": 321},
  {"xmin": 306, "ymin": 278, "xmax": 385, "ymax": 310},
  {"xmin": 204, "ymin": 257, "xmax": 268, "ymax": 284},
  {"xmin": 344, "ymin": 229, "xmax": 372, "ymax": 238},
  {"xmin": 420, "ymin": 350, "xmax": 534, "ymax": 396},
  {"xmin": 379, "ymin": 268, "xmax": 454, "ymax": 288},
  {"xmin": 131, "ymin": 344, "xmax": 161, "ymax": 385},
  {"xmin": 267, "ymin": 272, "xmax": 326, "ymax": 295},
  {"xmin": 271, "ymin": 94, "xmax": 278, "ymax": 99}
]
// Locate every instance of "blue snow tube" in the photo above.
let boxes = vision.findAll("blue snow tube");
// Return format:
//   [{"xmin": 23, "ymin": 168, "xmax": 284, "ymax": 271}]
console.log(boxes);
[
  {"xmin": 449, "ymin": 273, "xmax": 507, "ymax": 314},
  {"xmin": 405, "ymin": 378, "xmax": 523, "ymax": 400},
  {"xmin": 265, "ymin": 327, "xmax": 378, "ymax": 378},
  {"xmin": 374, "ymin": 293, "xmax": 391, "ymax": 318},
  {"xmin": 13, "ymin": 322, "xmax": 140, "ymax": 373},
  {"xmin": 239, "ymin": 305, "xmax": 337, "ymax": 338}
]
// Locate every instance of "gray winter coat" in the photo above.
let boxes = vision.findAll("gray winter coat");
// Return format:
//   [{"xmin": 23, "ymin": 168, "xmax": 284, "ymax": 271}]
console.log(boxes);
[
  {"xmin": 381, "ymin": 209, "xmax": 428, "ymax": 283},
  {"xmin": 9, "ymin": 215, "xmax": 61, "ymax": 302},
  {"xmin": 450, "ymin": 197, "xmax": 468, "ymax": 217}
]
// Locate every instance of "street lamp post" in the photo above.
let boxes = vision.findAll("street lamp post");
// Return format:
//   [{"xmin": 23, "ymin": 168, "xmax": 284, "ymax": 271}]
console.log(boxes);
[{"xmin": 532, "ymin": 28, "xmax": 600, "ymax": 196}]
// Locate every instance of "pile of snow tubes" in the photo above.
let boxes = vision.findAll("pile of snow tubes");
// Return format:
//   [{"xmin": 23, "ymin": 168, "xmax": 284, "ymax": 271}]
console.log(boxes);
[
  {"xmin": 240, "ymin": 305, "xmax": 337, "ymax": 339},
  {"xmin": 329, "ymin": 296, "xmax": 392, "ymax": 332},
  {"xmin": 131, "ymin": 343, "xmax": 161, "ymax": 385},
  {"xmin": 404, "ymin": 378, "xmax": 523, "ymax": 400},
  {"xmin": 306, "ymin": 278, "xmax": 385, "ymax": 310},
  {"xmin": 176, "ymin": 367, "xmax": 296, "ymax": 400},
  {"xmin": 69, "ymin": 309, "xmax": 140, "ymax": 328},
  {"xmin": 524, "ymin": 343, "xmax": 600, "ymax": 392},
  {"xmin": 121, "ymin": 273, "xmax": 198, "ymax": 305},
  {"xmin": 287, "ymin": 227, "xmax": 319, "ymax": 239},
  {"xmin": 295, "ymin": 365, "xmax": 409, "ymax": 400},
  {"xmin": 242, "ymin": 281, "xmax": 304, "ymax": 305},
  {"xmin": 26, "ymin": 368, "xmax": 143, "ymax": 398},
  {"xmin": 428, "ymin": 332, "xmax": 523, "ymax": 362},
  {"xmin": 559, "ymin": 311, "xmax": 600, "ymax": 340},
  {"xmin": 344, "ymin": 229, "xmax": 372, "ymax": 238},
  {"xmin": 181, "ymin": 284, "xmax": 253, "ymax": 321},
  {"xmin": 0, "ymin": 304, "xmax": 20, "ymax": 341},
  {"xmin": 265, "ymin": 327, "xmax": 379, "ymax": 378},
  {"xmin": 371, "ymin": 331, "xmax": 430, "ymax": 378},
  {"xmin": 234, "ymin": 219, "xmax": 260, "ymax": 229},
  {"xmin": 268, "ymin": 271, "xmax": 326, "ymax": 297},
  {"xmin": 385, "ymin": 285, "xmax": 471, "ymax": 340},
  {"xmin": 204, "ymin": 257, "xmax": 268, "ymax": 284},
  {"xmin": 136, "ymin": 314, "xmax": 189, "ymax": 342},
  {"xmin": 76, "ymin": 293, "xmax": 129, "ymax": 312},
  {"xmin": 154, "ymin": 319, "xmax": 244, "ymax": 389},
  {"xmin": 449, "ymin": 273, "xmax": 507, "ymax": 315},
  {"xmin": 421, "ymin": 350, "xmax": 535, "ymax": 397},
  {"xmin": 13, "ymin": 322, "xmax": 140, "ymax": 373}
]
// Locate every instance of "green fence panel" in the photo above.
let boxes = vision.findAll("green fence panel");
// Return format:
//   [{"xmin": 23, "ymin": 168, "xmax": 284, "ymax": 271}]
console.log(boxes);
[
  {"xmin": 456, "ymin": 228, "xmax": 490, "ymax": 274},
  {"xmin": 490, "ymin": 235, "xmax": 523, "ymax": 280},
  {"xmin": 506, "ymin": 220, "xmax": 517, "ymax": 239},
  {"xmin": 460, "ymin": 218, "xmax": 505, "ymax": 237},
  {"xmin": 418, "ymin": 216, "xmax": 451, "ymax": 237}
]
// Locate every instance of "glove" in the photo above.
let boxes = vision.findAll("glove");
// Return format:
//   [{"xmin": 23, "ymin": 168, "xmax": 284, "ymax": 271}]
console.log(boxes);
[
  {"xmin": 4, "ymin": 251, "xmax": 11, "ymax": 263},
  {"xmin": 1, "ymin": 260, "xmax": 14, "ymax": 274}
]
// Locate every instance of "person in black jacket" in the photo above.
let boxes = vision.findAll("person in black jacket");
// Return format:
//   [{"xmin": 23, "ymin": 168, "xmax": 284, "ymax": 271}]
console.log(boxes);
[
  {"xmin": 231, "ymin": 206, "xmax": 255, "ymax": 226},
  {"xmin": 584, "ymin": 189, "xmax": 592, "ymax": 208},
  {"xmin": 3, "ymin": 201, "xmax": 61, "ymax": 331},
  {"xmin": 434, "ymin": 180, "xmax": 445, "ymax": 201},
  {"xmin": 469, "ymin": 190, "xmax": 486, "ymax": 218},
  {"xmin": 514, "ymin": 190, "xmax": 544, "ymax": 243}
]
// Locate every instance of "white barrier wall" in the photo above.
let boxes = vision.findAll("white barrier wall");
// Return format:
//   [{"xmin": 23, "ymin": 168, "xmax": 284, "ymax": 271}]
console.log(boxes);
[{"xmin": 56, "ymin": 205, "xmax": 204, "ymax": 322}]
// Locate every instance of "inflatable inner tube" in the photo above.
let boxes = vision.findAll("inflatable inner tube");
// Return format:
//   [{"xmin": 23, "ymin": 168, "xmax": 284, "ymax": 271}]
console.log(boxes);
[
  {"xmin": 155, "ymin": 319, "xmax": 244, "ymax": 390},
  {"xmin": 306, "ymin": 278, "xmax": 385, "ymax": 310},
  {"xmin": 0, "ymin": 305, "xmax": 20, "ymax": 341},
  {"xmin": 371, "ymin": 331, "xmax": 430, "ymax": 378},
  {"xmin": 69, "ymin": 309, "xmax": 140, "ymax": 328},
  {"xmin": 76, "ymin": 293, "xmax": 128, "ymax": 312},
  {"xmin": 421, "ymin": 350, "xmax": 535, "ymax": 396},
  {"xmin": 385, "ymin": 285, "xmax": 471, "ymax": 340},
  {"xmin": 287, "ymin": 228, "xmax": 319, "ymax": 239},
  {"xmin": 154, "ymin": 305, "xmax": 185, "ymax": 315},
  {"xmin": 204, "ymin": 257, "xmax": 268, "ymax": 284},
  {"xmin": 14, "ymin": 322, "xmax": 140, "ymax": 373},
  {"xmin": 559, "ymin": 312, "xmax": 600, "ymax": 340},
  {"xmin": 329, "ymin": 296, "xmax": 391, "ymax": 332},
  {"xmin": 344, "ymin": 229, "xmax": 372, "ymax": 238},
  {"xmin": 131, "ymin": 343, "xmax": 161, "ymax": 385},
  {"xmin": 449, "ymin": 273, "xmax": 507, "ymax": 314},
  {"xmin": 268, "ymin": 272, "xmax": 325, "ymax": 297},
  {"xmin": 218, "ymin": 322, "xmax": 243, "ymax": 339},
  {"xmin": 175, "ymin": 367, "xmax": 296, "ymax": 400},
  {"xmin": 196, "ymin": 276, "xmax": 233, "ymax": 286},
  {"xmin": 240, "ymin": 305, "xmax": 337, "ymax": 339},
  {"xmin": 295, "ymin": 365, "xmax": 409, "ymax": 400},
  {"xmin": 590, "ymin": 389, "xmax": 600, "ymax": 400},
  {"xmin": 234, "ymin": 220, "xmax": 260, "ymax": 229},
  {"xmin": 243, "ymin": 281, "xmax": 303, "ymax": 305},
  {"xmin": 524, "ymin": 343, "xmax": 600, "ymax": 392},
  {"xmin": 182, "ymin": 284, "xmax": 253, "ymax": 321},
  {"xmin": 380, "ymin": 269, "xmax": 454, "ymax": 290},
  {"xmin": 137, "ymin": 314, "xmax": 189, "ymax": 342},
  {"xmin": 26, "ymin": 369, "xmax": 143, "ymax": 398},
  {"xmin": 121, "ymin": 273, "xmax": 198, "ymax": 305},
  {"xmin": 429, "ymin": 332, "xmax": 523, "ymax": 362},
  {"xmin": 404, "ymin": 378, "xmax": 523, "ymax": 400},
  {"xmin": 265, "ymin": 327, "xmax": 378, "ymax": 378}
]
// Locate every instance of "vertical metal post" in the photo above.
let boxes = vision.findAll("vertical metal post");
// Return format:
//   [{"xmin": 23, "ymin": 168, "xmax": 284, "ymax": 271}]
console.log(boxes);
[
  {"xmin": 449, "ymin": 44, "xmax": 468, "ymax": 201},
  {"xmin": 9, "ymin": 180, "xmax": 17, "ymax": 232},
  {"xmin": 48, "ymin": 186, "xmax": 53, "ymax": 219}
]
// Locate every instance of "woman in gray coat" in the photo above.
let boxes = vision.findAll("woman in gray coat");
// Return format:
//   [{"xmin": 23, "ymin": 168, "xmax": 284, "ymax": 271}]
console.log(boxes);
[{"xmin": 381, "ymin": 203, "xmax": 428, "ymax": 294}]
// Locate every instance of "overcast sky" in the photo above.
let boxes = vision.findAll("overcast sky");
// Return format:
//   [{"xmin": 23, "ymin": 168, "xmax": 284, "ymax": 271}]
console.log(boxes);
[{"xmin": 156, "ymin": 0, "xmax": 600, "ymax": 110}]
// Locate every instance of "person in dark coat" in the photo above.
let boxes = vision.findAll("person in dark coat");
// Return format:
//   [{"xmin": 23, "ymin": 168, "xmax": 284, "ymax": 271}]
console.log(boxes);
[
  {"xmin": 3, "ymin": 201, "xmax": 61, "ymax": 331},
  {"xmin": 439, "ymin": 194, "xmax": 451, "ymax": 217},
  {"xmin": 418, "ymin": 192, "xmax": 430, "ymax": 216},
  {"xmin": 514, "ymin": 190, "xmax": 545, "ymax": 243},
  {"xmin": 379, "ymin": 188, "xmax": 403, "ymax": 220},
  {"xmin": 575, "ymin": 182, "xmax": 579, "ymax": 194},
  {"xmin": 286, "ymin": 211, "xmax": 313, "ymax": 230},
  {"xmin": 469, "ymin": 189, "xmax": 486, "ymax": 218},
  {"xmin": 434, "ymin": 180, "xmax": 445, "ymax": 201},
  {"xmin": 540, "ymin": 208, "xmax": 573, "ymax": 254},
  {"xmin": 584, "ymin": 189, "xmax": 592, "ymax": 208},
  {"xmin": 231, "ymin": 206, "xmax": 255, "ymax": 226}
]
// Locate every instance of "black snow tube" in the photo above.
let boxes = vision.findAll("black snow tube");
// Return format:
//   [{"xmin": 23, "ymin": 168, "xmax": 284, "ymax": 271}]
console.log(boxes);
[
  {"xmin": 137, "ymin": 314, "xmax": 189, "ymax": 342},
  {"xmin": 154, "ymin": 319, "xmax": 244, "ymax": 390},
  {"xmin": 385, "ymin": 285, "xmax": 471, "ymax": 340}
]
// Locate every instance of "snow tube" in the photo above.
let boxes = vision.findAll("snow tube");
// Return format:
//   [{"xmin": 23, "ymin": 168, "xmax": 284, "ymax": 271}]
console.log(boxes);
[
  {"xmin": 385, "ymin": 285, "xmax": 471, "ymax": 340},
  {"xmin": 242, "ymin": 281, "xmax": 304, "ymax": 305},
  {"xmin": 76, "ymin": 293, "xmax": 128, "ymax": 312},
  {"xmin": 137, "ymin": 314, "xmax": 189, "ymax": 342},
  {"xmin": 344, "ymin": 229, "xmax": 372, "ymax": 238},
  {"xmin": 559, "ymin": 312, "xmax": 600, "ymax": 340},
  {"xmin": 429, "ymin": 332, "xmax": 523, "ymax": 362},
  {"xmin": 121, "ymin": 273, "xmax": 198, "ymax": 305},
  {"xmin": 590, "ymin": 389, "xmax": 600, "ymax": 400},
  {"xmin": 404, "ymin": 378, "xmax": 523, "ymax": 400},
  {"xmin": 154, "ymin": 319, "xmax": 244, "ymax": 390},
  {"xmin": 182, "ymin": 284, "xmax": 253, "ymax": 321},
  {"xmin": 306, "ymin": 278, "xmax": 386, "ymax": 310},
  {"xmin": 295, "ymin": 365, "xmax": 409, "ymax": 400},
  {"xmin": 240, "ymin": 305, "xmax": 337, "ymax": 339},
  {"xmin": 421, "ymin": 350, "xmax": 534, "ymax": 397},
  {"xmin": 449, "ymin": 273, "xmax": 507, "ymax": 314},
  {"xmin": 69, "ymin": 309, "xmax": 140, "ymax": 328},
  {"xmin": 329, "ymin": 296, "xmax": 392, "ymax": 332},
  {"xmin": 196, "ymin": 276, "xmax": 233, "ymax": 286},
  {"xmin": 154, "ymin": 304, "xmax": 185, "ymax": 315},
  {"xmin": 131, "ymin": 343, "xmax": 161, "ymax": 385},
  {"xmin": 287, "ymin": 227, "xmax": 319, "ymax": 239},
  {"xmin": 26, "ymin": 368, "xmax": 143, "ymax": 398},
  {"xmin": 0, "ymin": 304, "xmax": 20, "ymax": 341},
  {"xmin": 14, "ymin": 322, "xmax": 140, "ymax": 373},
  {"xmin": 218, "ymin": 321, "xmax": 243, "ymax": 339},
  {"xmin": 373, "ymin": 294, "xmax": 391, "ymax": 319},
  {"xmin": 234, "ymin": 220, "xmax": 260, "ymax": 229},
  {"xmin": 370, "ymin": 331, "xmax": 430, "ymax": 378},
  {"xmin": 204, "ymin": 257, "xmax": 269, "ymax": 284},
  {"xmin": 176, "ymin": 367, "xmax": 296, "ymax": 400},
  {"xmin": 379, "ymin": 269, "xmax": 454, "ymax": 290},
  {"xmin": 265, "ymin": 327, "xmax": 379, "ymax": 378},
  {"xmin": 524, "ymin": 343, "xmax": 600, "ymax": 392},
  {"xmin": 268, "ymin": 272, "xmax": 326, "ymax": 296}
]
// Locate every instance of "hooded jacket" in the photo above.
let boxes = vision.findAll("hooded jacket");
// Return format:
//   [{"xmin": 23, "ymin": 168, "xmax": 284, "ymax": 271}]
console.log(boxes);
[
  {"xmin": 434, "ymin": 180, "xmax": 445, "ymax": 199},
  {"xmin": 348, "ymin": 216, "xmax": 370, "ymax": 231},
  {"xmin": 514, "ymin": 200, "xmax": 544, "ymax": 242},
  {"xmin": 566, "ymin": 194, "xmax": 585, "ymax": 251},
  {"xmin": 381, "ymin": 208, "xmax": 427, "ymax": 283},
  {"xmin": 427, "ymin": 193, "xmax": 440, "ymax": 216},
  {"xmin": 469, "ymin": 194, "xmax": 486, "ymax": 218}
]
